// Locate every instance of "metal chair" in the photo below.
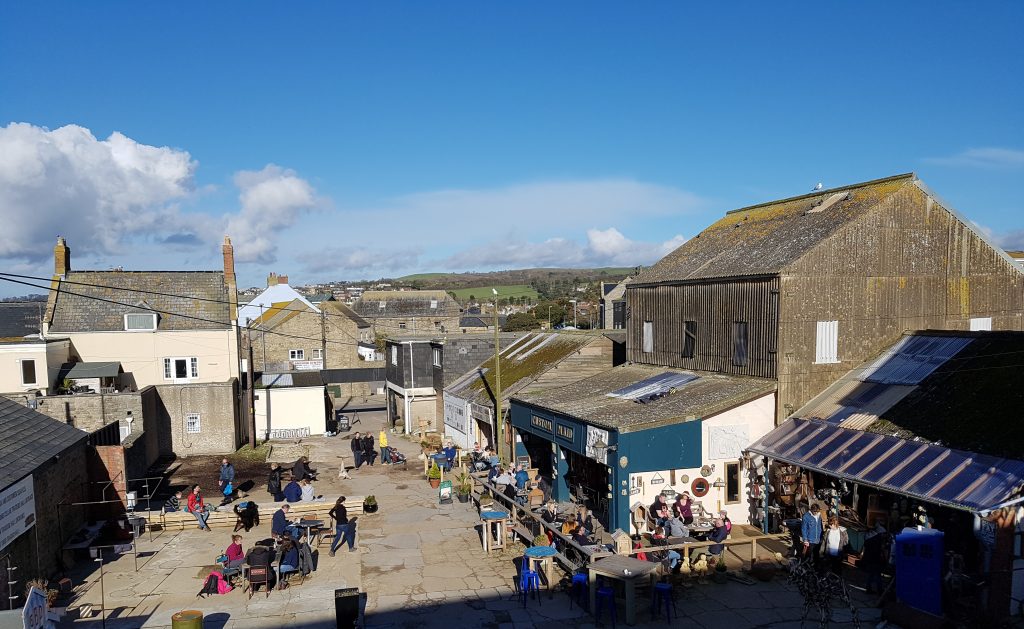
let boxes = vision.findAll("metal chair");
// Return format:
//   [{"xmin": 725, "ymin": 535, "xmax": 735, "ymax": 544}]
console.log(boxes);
[
  {"xmin": 651, "ymin": 580, "xmax": 678, "ymax": 620},
  {"xmin": 519, "ymin": 569, "xmax": 542, "ymax": 607}
]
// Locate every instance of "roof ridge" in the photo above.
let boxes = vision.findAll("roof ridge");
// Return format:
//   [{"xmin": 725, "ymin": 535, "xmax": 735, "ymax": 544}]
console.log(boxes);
[{"xmin": 725, "ymin": 172, "xmax": 915, "ymax": 215}]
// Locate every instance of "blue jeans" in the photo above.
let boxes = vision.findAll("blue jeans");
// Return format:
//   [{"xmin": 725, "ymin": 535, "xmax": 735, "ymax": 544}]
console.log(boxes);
[
  {"xmin": 381, "ymin": 446, "xmax": 389, "ymax": 463},
  {"xmin": 666, "ymin": 550, "xmax": 681, "ymax": 570},
  {"xmin": 192, "ymin": 509, "xmax": 210, "ymax": 529},
  {"xmin": 330, "ymin": 523, "xmax": 356, "ymax": 552}
]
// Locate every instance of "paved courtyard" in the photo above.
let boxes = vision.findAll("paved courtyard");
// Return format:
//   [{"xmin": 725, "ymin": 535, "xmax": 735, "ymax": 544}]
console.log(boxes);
[{"xmin": 61, "ymin": 403, "xmax": 883, "ymax": 628}]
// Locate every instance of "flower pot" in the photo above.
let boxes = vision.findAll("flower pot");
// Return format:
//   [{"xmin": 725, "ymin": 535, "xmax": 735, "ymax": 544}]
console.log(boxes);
[
  {"xmin": 457, "ymin": 493, "xmax": 470, "ymax": 503},
  {"xmin": 712, "ymin": 570, "xmax": 728, "ymax": 584},
  {"xmin": 429, "ymin": 479, "xmax": 441, "ymax": 489},
  {"xmin": 363, "ymin": 502, "xmax": 378, "ymax": 514}
]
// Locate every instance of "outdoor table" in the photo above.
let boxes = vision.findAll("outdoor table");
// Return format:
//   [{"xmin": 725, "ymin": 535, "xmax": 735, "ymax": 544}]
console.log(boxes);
[
  {"xmin": 588, "ymin": 554, "xmax": 660, "ymax": 626},
  {"xmin": 667, "ymin": 535, "xmax": 698, "ymax": 545},
  {"xmin": 689, "ymin": 523, "xmax": 713, "ymax": 540},
  {"xmin": 481, "ymin": 511, "xmax": 509, "ymax": 554},
  {"xmin": 524, "ymin": 545, "xmax": 558, "ymax": 591},
  {"xmin": 298, "ymin": 519, "xmax": 325, "ymax": 546}
]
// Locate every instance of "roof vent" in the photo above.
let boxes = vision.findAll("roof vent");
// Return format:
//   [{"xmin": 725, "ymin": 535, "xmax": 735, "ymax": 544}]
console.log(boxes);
[{"xmin": 805, "ymin": 192, "xmax": 850, "ymax": 215}]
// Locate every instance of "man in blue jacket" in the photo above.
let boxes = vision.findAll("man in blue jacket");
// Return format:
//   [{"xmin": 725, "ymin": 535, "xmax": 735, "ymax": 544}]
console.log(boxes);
[
  {"xmin": 801, "ymin": 503, "xmax": 824, "ymax": 564},
  {"xmin": 272, "ymin": 504, "xmax": 300, "ymax": 539},
  {"xmin": 283, "ymin": 478, "xmax": 303, "ymax": 503}
]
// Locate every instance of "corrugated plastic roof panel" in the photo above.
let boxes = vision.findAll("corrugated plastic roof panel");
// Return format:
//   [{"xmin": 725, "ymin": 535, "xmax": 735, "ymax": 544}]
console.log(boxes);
[
  {"xmin": 607, "ymin": 372, "xmax": 698, "ymax": 401},
  {"xmin": 859, "ymin": 335, "xmax": 972, "ymax": 385},
  {"xmin": 747, "ymin": 418, "xmax": 1024, "ymax": 512}
]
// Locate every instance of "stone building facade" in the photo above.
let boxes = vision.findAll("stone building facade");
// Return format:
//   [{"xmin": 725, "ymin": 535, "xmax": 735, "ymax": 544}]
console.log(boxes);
[
  {"xmin": 248, "ymin": 299, "xmax": 372, "ymax": 372},
  {"xmin": 352, "ymin": 290, "xmax": 462, "ymax": 337}
]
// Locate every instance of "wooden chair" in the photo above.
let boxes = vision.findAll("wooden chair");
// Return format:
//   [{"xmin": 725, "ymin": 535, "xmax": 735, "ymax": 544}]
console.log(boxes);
[{"xmin": 245, "ymin": 566, "xmax": 271, "ymax": 599}]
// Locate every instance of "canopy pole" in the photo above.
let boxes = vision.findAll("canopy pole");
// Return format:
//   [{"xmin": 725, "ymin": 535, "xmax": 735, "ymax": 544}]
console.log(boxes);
[{"xmin": 762, "ymin": 458, "xmax": 771, "ymax": 534}]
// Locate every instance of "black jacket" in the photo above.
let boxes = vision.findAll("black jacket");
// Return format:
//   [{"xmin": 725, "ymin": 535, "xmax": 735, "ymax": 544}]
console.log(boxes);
[
  {"xmin": 329, "ymin": 503, "xmax": 349, "ymax": 525},
  {"xmin": 267, "ymin": 468, "xmax": 283, "ymax": 494},
  {"xmin": 361, "ymin": 435, "xmax": 375, "ymax": 454},
  {"xmin": 350, "ymin": 438, "xmax": 362, "ymax": 454}
]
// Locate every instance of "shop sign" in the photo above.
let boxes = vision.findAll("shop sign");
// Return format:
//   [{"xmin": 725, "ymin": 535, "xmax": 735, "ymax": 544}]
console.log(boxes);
[
  {"xmin": 975, "ymin": 516, "xmax": 996, "ymax": 548},
  {"xmin": 530, "ymin": 415, "xmax": 553, "ymax": 433},
  {"xmin": 556, "ymin": 424, "xmax": 574, "ymax": 441},
  {"xmin": 585, "ymin": 426, "xmax": 610, "ymax": 465},
  {"xmin": 444, "ymin": 398, "xmax": 467, "ymax": 434},
  {"xmin": 0, "ymin": 475, "xmax": 35, "ymax": 552}
]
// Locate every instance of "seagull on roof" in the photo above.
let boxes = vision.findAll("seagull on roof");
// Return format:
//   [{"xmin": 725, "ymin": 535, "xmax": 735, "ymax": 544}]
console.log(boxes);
[{"xmin": 812, "ymin": 182, "xmax": 823, "ymax": 191}]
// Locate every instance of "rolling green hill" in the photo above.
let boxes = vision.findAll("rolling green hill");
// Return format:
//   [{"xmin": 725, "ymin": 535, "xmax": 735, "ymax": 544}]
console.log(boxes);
[{"xmin": 449, "ymin": 284, "xmax": 539, "ymax": 301}]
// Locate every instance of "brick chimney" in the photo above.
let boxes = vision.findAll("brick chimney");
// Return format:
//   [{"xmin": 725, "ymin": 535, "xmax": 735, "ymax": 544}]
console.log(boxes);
[
  {"xmin": 54, "ymin": 236, "xmax": 70, "ymax": 276},
  {"xmin": 267, "ymin": 272, "xmax": 278, "ymax": 287},
  {"xmin": 277, "ymin": 275, "xmax": 289, "ymax": 285},
  {"xmin": 222, "ymin": 236, "xmax": 237, "ymax": 318}
]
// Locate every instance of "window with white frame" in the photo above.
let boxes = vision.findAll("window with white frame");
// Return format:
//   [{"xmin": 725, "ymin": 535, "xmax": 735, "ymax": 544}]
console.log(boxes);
[
  {"xmin": 163, "ymin": 357, "xmax": 199, "ymax": 381},
  {"xmin": 124, "ymin": 313, "xmax": 157, "ymax": 331},
  {"xmin": 391, "ymin": 345, "xmax": 398, "ymax": 365},
  {"xmin": 432, "ymin": 347, "xmax": 441, "ymax": 368},
  {"xmin": 311, "ymin": 348, "xmax": 323, "ymax": 360},
  {"xmin": 430, "ymin": 299, "xmax": 438, "ymax": 309},
  {"xmin": 20, "ymin": 359, "xmax": 37, "ymax": 386},
  {"xmin": 398, "ymin": 322, "xmax": 407, "ymax": 329},
  {"xmin": 185, "ymin": 413, "xmax": 201, "ymax": 434},
  {"xmin": 378, "ymin": 301, "xmax": 387, "ymax": 310},
  {"xmin": 815, "ymin": 320, "xmax": 839, "ymax": 364},
  {"xmin": 289, "ymin": 349, "xmax": 305, "ymax": 360},
  {"xmin": 969, "ymin": 317, "xmax": 992, "ymax": 331},
  {"xmin": 642, "ymin": 321, "xmax": 654, "ymax": 353}
]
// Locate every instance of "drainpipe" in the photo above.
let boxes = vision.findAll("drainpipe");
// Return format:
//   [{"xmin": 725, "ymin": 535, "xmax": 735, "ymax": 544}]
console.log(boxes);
[{"xmin": 405, "ymin": 341, "xmax": 416, "ymax": 435}]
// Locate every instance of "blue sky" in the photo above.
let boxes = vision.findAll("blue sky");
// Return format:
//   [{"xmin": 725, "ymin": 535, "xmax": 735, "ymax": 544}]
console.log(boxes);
[{"xmin": 1, "ymin": 2, "xmax": 1021, "ymax": 293}]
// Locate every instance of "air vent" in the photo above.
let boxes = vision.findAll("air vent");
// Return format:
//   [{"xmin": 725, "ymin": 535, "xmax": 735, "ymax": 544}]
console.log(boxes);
[{"xmin": 805, "ymin": 192, "xmax": 850, "ymax": 215}]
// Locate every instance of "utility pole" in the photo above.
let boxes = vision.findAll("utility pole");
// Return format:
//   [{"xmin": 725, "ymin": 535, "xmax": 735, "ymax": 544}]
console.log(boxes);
[
  {"xmin": 492, "ymin": 288, "xmax": 502, "ymax": 462},
  {"xmin": 320, "ymin": 309, "xmax": 327, "ymax": 368},
  {"xmin": 246, "ymin": 326, "xmax": 256, "ymax": 448}
]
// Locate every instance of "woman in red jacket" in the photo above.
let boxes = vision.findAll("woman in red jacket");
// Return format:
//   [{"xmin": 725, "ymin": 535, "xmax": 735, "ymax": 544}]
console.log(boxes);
[{"xmin": 187, "ymin": 484, "xmax": 211, "ymax": 531}]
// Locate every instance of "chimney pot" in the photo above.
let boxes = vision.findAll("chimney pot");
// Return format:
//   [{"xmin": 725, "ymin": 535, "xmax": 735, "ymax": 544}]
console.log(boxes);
[{"xmin": 54, "ymin": 236, "xmax": 70, "ymax": 276}]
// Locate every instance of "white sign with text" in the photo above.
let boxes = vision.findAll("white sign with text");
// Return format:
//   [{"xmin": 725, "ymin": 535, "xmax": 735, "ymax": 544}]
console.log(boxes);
[{"xmin": 0, "ymin": 475, "xmax": 36, "ymax": 552}]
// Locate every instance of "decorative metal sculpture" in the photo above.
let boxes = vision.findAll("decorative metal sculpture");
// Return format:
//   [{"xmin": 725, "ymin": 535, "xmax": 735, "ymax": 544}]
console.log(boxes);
[{"xmin": 787, "ymin": 558, "xmax": 860, "ymax": 629}]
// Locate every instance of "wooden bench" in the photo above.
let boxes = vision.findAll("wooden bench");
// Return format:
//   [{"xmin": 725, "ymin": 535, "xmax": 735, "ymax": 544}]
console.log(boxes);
[{"xmin": 156, "ymin": 496, "xmax": 367, "ymax": 531}]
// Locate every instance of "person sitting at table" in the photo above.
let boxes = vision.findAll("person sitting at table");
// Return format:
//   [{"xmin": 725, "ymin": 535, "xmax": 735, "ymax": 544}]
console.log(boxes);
[
  {"xmin": 577, "ymin": 507, "xmax": 595, "ymax": 536},
  {"xmin": 650, "ymin": 494, "xmax": 671, "ymax": 527},
  {"xmin": 283, "ymin": 477, "xmax": 303, "ymax": 503},
  {"xmin": 666, "ymin": 515, "xmax": 690, "ymax": 538},
  {"xmin": 673, "ymin": 492, "xmax": 695, "ymax": 525},
  {"xmin": 442, "ymin": 441, "xmax": 458, "ymax": 470},
  {"xmin": 470, "ymin": 442, "xmax": 487, "ymax": 471},
  {"xmin": 652, "ymin": 526, "xmax": 682, "ymax": 571},
  {"xmin": 164, "ymin": 491, "xmax": 182, "ymax": 513},
  {"xmin": 493, "ymin": 467, "xmax": 514, "ymax": 492},
  {"xmin": 486, "ymin": 447, "xmax": 499, "ymax": 470},
  {"xmin": 708, "ymin": 517, "xmax": 729, "ymax": 556},
  {"xmin": 245, "ymin": 542, "xmax": 272, "ymax": 569},
  {"xmin": 561, "ymin": 515, "xmax": 577, "ymax": 537},
  {"xmin": 272, "ymin": 504, "xmax": 301, "ymax": 540},
  {"xmin": 223, "ymin": 534, "xmax": 245, "ymax": 569},
  {"xmin": 571, "ymin": 524, "xmax": 591, "ymax": 547},
  {"xmin": 299, "ymin": 478, "xmax": 323, "ymax": 502},
  {"xmin": 276, "ymin": 539, "xmax": 299, "ymax": 588},
  {"xmin": 718, "ymin": 510, "xmax": 732, "ymax": 535},
  {"xmin": 514, "ymin": 465, "xmax": 530, "ymax": 490},
  {"xmin": 187, "ymin": 485, "xmax": 211, "ymax": 531},
  {"xmin": 541, "ymin": 502, "xmax": 558, "ymax": 525}
]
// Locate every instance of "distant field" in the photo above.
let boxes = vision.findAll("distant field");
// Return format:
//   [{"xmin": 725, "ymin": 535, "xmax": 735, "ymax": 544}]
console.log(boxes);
[
  {"xmin": 396, "ymin": 272, "xmax": 449, "ymax": 281},
  {"xmin": 449, "ymin": 284, "xmax": 539, "ymax": 301}
]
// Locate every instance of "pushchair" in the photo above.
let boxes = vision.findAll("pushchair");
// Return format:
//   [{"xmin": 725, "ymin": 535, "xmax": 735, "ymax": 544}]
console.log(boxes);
[{"xmin": 386, "ymin": 447, "xmax": 407, "ymax": 465}]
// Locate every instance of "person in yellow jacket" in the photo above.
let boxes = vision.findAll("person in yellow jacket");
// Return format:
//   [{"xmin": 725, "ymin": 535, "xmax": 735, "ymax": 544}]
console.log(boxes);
[{"xmin": 379, "ymin": 430, "xmax": 389, "ymax": 465}]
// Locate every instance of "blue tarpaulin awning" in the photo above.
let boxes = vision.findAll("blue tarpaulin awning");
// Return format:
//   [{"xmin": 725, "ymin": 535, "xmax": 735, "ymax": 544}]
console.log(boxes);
[{"xmin": 746, "ymin": 418, "xmax": 1024, "ymax": 514}]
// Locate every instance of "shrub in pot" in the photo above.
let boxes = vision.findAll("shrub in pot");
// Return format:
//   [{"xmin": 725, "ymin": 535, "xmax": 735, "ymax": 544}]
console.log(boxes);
[
  {"xmin": 363, "ymin": 495, "xmax": 378, "ymax": 513},
  {"xmin": 712, "ymin": 557, "xmax": 729, "ymax": 583},
  {"xmin": 454, "ymin": 471, "xmax": 473, "ymax": 503},
  {"xmin": 427, "ymin": 461, "xmax": 442, "ymax": 488}
]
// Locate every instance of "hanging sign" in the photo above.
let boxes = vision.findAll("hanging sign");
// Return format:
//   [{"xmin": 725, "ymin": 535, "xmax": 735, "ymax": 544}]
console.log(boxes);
[{"xmin": 650, "ymin": 473, "xmax": 665, "ymax": 485}]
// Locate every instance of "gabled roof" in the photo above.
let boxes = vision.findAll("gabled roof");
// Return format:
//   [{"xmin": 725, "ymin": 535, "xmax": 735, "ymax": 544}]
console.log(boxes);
[
  {"xmin": 48, "ymin": 271, "xmax": 231, "ymax": 332},
  {"xmin": 238, "ymin": 283, "xmax": 318, "ymax": 325},
  {"xmin": 517, "ymin": 364, "xmax": 776, "ymax": 432},
  {"xmin": 0, "ymin": 396, "xmax": 87, "ymax": 491},
  {"xmin": 321, "ymin": 300, "xmax": 371, "ymax": 328},
  {"xmin": 351, "ymin": 290, "xmax": 461, "ymax": 318},
  {"xmin": 0, "ymin": 302, "xmax": 44, "ymax": 340},
  {"xmin": 636, "ymin": 174, "xmax": 916, "ymax": 284},
  {"xmin": 460, "ymin": 315, "xmax": 506, "ymax": 328},
  {"xmin": 308, "ymin": 293, "xmax": 336, "ymax": 303}
]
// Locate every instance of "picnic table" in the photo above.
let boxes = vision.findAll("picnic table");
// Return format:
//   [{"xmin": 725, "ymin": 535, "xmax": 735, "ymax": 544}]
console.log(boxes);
[{"xmin": 588, "ymin": 554, "xmax": 660, "ymax": 626}]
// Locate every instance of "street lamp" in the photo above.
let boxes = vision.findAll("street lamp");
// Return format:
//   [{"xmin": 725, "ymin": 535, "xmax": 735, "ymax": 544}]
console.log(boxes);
[
  {"xmin": 592, "ymin": 437, "xmax": 617, "ymax": 465},
  {"xmin": 492, "ymin": 288, "xmax": 503, "ymax": 462}
]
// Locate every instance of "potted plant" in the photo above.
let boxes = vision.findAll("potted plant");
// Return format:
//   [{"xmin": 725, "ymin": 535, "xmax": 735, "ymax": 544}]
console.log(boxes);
[
  {"xmin": 533, "ymin": 533, "xmax": 550, "ymax": 548},
  {"xmin": 454, "ymin": 471, "xmax": 473, "ymax": 503},
  {"xmin": 363, "ymin": 495, "xmax": 378, "ymax": 514},
  {"xmin": 712, "ymin": 557, "xmax": 729, "ymax": 583},
  {"xmin": 427, "ymin": 461, "xmax": 442, "ymax": 488}
]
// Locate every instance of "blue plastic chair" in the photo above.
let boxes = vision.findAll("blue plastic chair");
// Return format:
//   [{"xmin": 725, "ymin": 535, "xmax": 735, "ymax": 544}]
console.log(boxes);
[
  {"xmin": 569, "ymin": 572, "xmax": 588, "ymax": 609},
  {"xmin": 595, "ymin": 584, "xmax": 616, "ymax": 628},
  {"xmin": 651, "ymin": 581, "xmax": 677, "ymax": 620},
  {"xmin": 519, "ymin": 569, "xmax": 541, "ymax": 606}
]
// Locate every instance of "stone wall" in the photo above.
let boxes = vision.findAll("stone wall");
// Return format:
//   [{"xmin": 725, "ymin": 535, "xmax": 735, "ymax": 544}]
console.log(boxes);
[
  {"xmin": 249, "ymin": 308, "xmax": 367, "ymax": 371},
  {"xmin": 155, "ymin": 380, "xmax": 240, "ymax": 456}
]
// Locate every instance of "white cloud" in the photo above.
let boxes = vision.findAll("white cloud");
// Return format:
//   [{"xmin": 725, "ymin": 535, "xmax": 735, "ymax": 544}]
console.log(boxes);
[
  {"xmin": 0, "ymin": 122, "xmax": 197, "ymax": 260},
  {"xmin": 224, "ymin": 165, "xmax": 322, "ymax": 264},
  {"xmin": 438, "ymin": 228, "xmax": 686, "ymax": 270},
  {"xmin": 298, "ymin": 246, "xmax": 423, "ymax": 275},
  {"xmin": 924, "ymin": 147, "xmax": 1024, "ymax": 170}
]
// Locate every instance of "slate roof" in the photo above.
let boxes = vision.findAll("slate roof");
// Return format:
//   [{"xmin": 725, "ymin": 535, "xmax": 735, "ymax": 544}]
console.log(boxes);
[
  {"xmin": 636, "ymin": 174, "xmax": 916, "ymax": 285},
  {"xmin": 0, "ymin": 302, "xmax": 44, "ymax": 340},
  {"xmin": 0, "ymin": 396, "xmax": 87, "ymax": 491},
  {"xmin": 48, "ymin": 271, "xmax": 231, "ymax": 332},
  {"xmin": 460, "ymin": 315, "xmax": 506, "ymax": 328},
  {"xmin": 321, "ymin": 301, "xmax": 371, "ymax": 328},
  {"xmin": 351, "ymin": 290, "xmax": 461, "ymax": 318},
  {"xmin": 516, "ymin": 364, "xmax": 777, "ymax": 433},
  {"xmin": 793, "ymin": 330, "xmax": 1024, "ymax": 461}
]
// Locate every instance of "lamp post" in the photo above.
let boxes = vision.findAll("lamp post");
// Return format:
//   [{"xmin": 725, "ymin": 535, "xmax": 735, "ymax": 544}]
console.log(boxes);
[
  {"xmin": 547, "ymin": 306, "xmax": 552, "ymax": 330},
  {"xmin": 492, "ymin": 288, "xmax": 502, "ymax": 462}
]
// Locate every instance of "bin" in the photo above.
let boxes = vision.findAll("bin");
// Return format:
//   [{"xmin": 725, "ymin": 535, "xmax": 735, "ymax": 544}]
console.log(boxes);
[{"xmin": 171, "ymin": 609, "xmax": 203, "ymax": 629}]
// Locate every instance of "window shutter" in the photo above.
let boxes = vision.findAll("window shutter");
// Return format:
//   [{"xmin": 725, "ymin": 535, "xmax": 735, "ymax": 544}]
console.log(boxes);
[
  {"xmin": 969, "ymin": 317, "xmax": 992, "ymax": 331},
  {"xmin": 815, "ymin": 321, "xmax": 839, "ymax": 363},
  {"xmin": 642, "ymin": 321, "xmax": 654, "ymax": 353}
]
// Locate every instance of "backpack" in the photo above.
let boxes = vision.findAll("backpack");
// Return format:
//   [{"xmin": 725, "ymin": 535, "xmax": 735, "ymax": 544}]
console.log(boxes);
[{"xmin": 197, "ymin": 573, "xmax": 220, "ymax": 598}]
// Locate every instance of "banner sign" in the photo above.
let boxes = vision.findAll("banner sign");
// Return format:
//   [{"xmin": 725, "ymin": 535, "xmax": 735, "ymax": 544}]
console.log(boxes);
[{"xmin": 0, "ymin": 475, "xmax": 35, "ymax": 552}]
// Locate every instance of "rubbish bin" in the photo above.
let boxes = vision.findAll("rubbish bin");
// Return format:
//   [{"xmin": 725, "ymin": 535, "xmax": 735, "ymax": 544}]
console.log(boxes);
[
  {"xmin": 337, "ymin": 413, "xmax": 351, "ymax": 432},
  {"xmin": 335, "ymin": 587, "xmax": 359, "ymax": 628},
  {"xmin": 171, "ymin": 610, "xmax": 203, "ymax": 629}
]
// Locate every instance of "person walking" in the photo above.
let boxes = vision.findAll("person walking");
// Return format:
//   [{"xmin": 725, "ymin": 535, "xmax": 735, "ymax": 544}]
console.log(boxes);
[
  {"xmin": 379, "ymin": 430, "xmax": 389, "ymax": 465},
  {"xmin": 821, "ymin": 514, "xmax": 849, "ymax": 575},
  {"xmin": 350, "ymin": 432, "xmax": 363, "ymax": 469},
  {"xmin": 328, "ymin": 496, "xmax": 357, "ymax": 556},
  {"xmin": 801, "ymin": 503, "xmax": 824, "ymax": 564},
  {"xmin": 219, "ymin": 458, "xmax": 236, "ymax": 504},
  {"xmin": 361, "ymin": 433, "xmax": 376, "ymax": 466}
]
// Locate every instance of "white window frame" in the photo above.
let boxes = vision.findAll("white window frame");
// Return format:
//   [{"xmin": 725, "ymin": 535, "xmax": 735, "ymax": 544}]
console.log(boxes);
[
  {"xmin": 430, "ymin": 299, "xmax": 438, "ymax": 309},
  {"xmin": 163, "ymin": 356, "xmax": 199, "ymax": 382},
  {"xmin": 311, "ymin": 348, "xmax": 323, "ymax": 360},
  {"xmin": 123, "ymin": 313, "xmax": 157, "ymax": 331},
  {"xmin": 642, "ymin": 321, "xmax": 654, "ymax": 353},
  {"xmin": 969, "ymin": 317, "xmax": 992, "ymax": 332},
  {"xmin": 378, "ymin": 301, "xmax": 387, "ymax": 310},
  {"xmin": 398, "ymin": 322, "xmax": 407, "ymax": 329},
  {"xmin": 20, "ymin": 359, "xmax": 37, "ymax": 386},
  {"xmin": 815, "ymin": 320, "xmax": 840, "ymax": 364},
  {"xmin": 185, "ymin": 413, "xmax": 201, "ymax": 434},
  {"xmin": 289, "ymin": 349, "xmax": 305, "ymax": 360},
  {"xmin": 432, "ymin": 347, "xmax": 441, "ymax": 368}
]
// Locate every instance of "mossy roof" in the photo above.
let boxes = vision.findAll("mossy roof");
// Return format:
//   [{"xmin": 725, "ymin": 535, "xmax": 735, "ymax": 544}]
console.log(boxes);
[{"xmin": 635, "ymin": 173, "xmax": 915, "ymax": 284}]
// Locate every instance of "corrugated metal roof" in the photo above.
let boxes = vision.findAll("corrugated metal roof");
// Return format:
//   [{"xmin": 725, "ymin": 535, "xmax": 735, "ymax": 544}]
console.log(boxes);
[
  {"xmin": 859, "ymin": 334, "xmax": 972, "ymax": 385},
  {"xmin": 747, "ymin": 418, "xmax": 1024, "ymax": 513}
]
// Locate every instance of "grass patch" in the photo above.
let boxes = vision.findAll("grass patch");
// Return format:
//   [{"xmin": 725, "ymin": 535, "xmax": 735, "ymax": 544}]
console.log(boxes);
[
  {"xmin": 396, "ymin": 272, "xmax": 448, "ymax": 281},
  {"xmin": 232, "ymin": 441, "xmax": 272, "ymax": 463},
  {"xmin": 449, "ymin": 284, "xmax": 539, "ymax": 301}
]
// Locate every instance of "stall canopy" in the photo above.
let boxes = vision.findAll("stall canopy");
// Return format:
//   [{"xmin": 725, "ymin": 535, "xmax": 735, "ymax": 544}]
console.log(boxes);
[{"xmin": 747, "ymin": 417, "xmax": 1024, "ymax": 514}]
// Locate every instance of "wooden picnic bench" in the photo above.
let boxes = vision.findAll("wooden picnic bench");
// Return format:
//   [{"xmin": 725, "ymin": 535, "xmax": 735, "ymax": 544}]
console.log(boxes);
[{"xmin": 156, "ymin": 495, "xmax": 366, "ymax": 531}]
